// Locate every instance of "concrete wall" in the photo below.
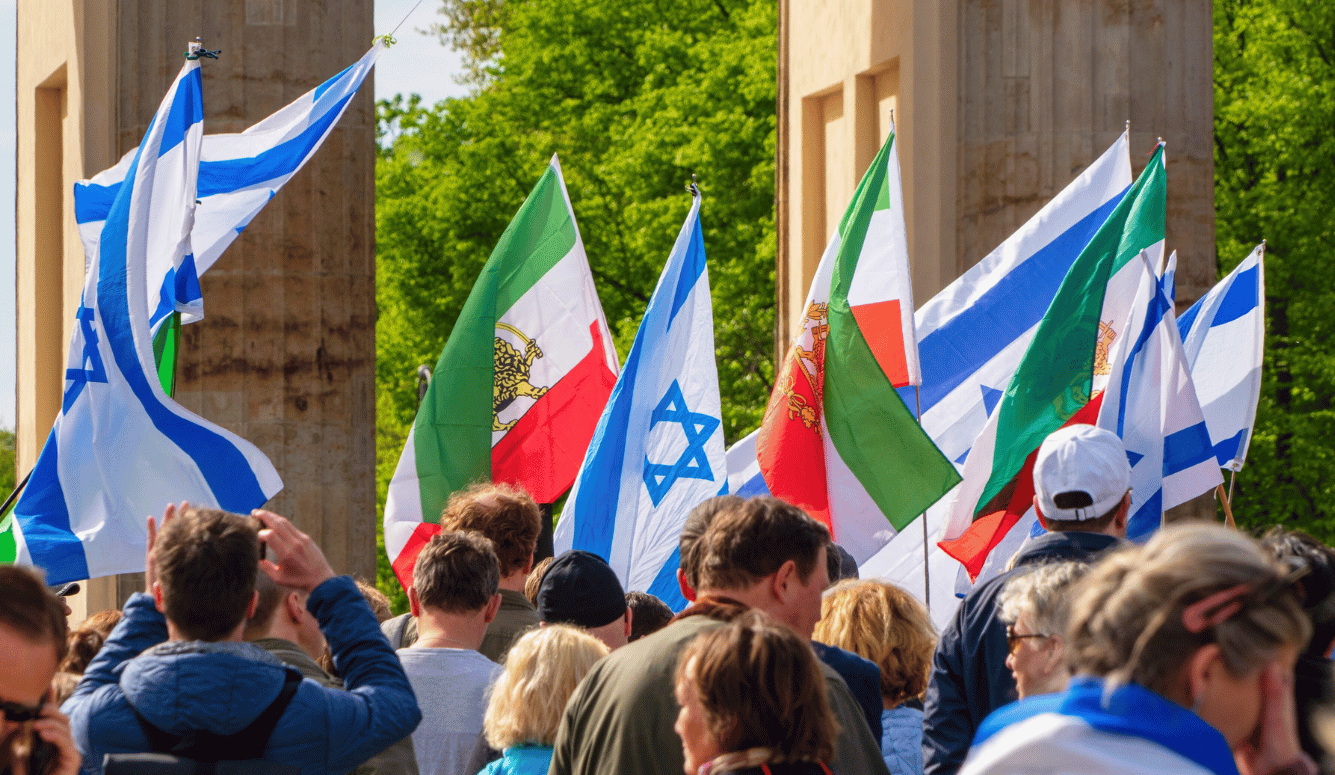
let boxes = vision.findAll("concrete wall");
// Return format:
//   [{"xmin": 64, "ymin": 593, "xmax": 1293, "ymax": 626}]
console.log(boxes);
[{"xmin": 16, "ymin": 0, "xmax": 377, "ymax": 617}]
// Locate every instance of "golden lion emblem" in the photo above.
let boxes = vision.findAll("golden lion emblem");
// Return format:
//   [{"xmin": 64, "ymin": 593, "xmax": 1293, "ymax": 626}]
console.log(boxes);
[
  {"xmin": 1093, "ymin": 320, "xmax": 1116, "ymax": 376},
  {"xmin": 775, "ymin": 302, "xmax": 829, "ymax": 431},
  {"xmin": 493, "ymin": 322, "xmax": 548, "ymax": 432}
]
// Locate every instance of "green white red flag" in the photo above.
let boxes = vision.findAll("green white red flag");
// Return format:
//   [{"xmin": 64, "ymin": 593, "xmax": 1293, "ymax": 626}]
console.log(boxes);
[
  {"xmin": 384, "ymin": 156, "xmax": 619, "ymax": 587},
  {"xmin": 938, "ymin": 145, "xmax": 1167, "ymax": 575},
  {"xmin": 757, "ymin": 129, "xmax": 960, "ymax": 562}
]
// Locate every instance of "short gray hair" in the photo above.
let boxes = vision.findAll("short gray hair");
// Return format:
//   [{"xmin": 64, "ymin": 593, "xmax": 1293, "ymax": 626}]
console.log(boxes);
[{"xmin": 998, "ymin": 561, "xmax": 1090, "ymax": 637}]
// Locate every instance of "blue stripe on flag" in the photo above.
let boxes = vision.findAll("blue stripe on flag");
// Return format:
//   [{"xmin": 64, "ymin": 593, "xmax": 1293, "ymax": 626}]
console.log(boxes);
[
  {"xmin": 197, "ymin": 92, "xmax": 356, "ymax": 197},
  {"xmin": 1176, "ymin": 297, "xmax": 1202, "ymax": 340},
  {"xmin": 1214, "ymin": 428, "xmax": 1248, "ymax": 467},
  {"xmin": 667, "ymin": 214, "xmax": 707, "ymax": 326},
  {"xmin": 15, "ymin": 434, "xmax": 89, "ymax": 582},
  {"xmin": 570, "ymin": 344, "xmax": 644, "ymax": 561},
  {"xmin": 1115, "ymin": 283, "xmax": 1173, "ymax": 437},
  {"xmin": 1212, "ymin": 265, "xmax": 1260, "ymax": 327},
  {"xmin": 899, "ymin": 192, "xmax": 1127, "ymax": 413},
  {"xmin": 735, "ymin": 472, "xmax": 771, "ymax": 498},
  {"xmin": 1163, "ymin": 422, "xmax": 1216, "ymax": 476},
  {"xmin": 647, "ymin": 546, "xmax": 689, "ymax": 612},
  {"xmin": 313, "ymin": 61, "xmax": 356, "ymax": 102},
  {"xmin": 1128, "ymin": 487, "xmax": 1163, "ymax": 542},
  {"xmin": 158, "ymin": 68, "xmax": 204, "ymax": 155},
  {"xmin": 74, "ymin": 183, "xmax": 119, "ymax": 225},
  {"xmin": 96, "ymin": 126, "xmax": 270, "ymax": 514}
]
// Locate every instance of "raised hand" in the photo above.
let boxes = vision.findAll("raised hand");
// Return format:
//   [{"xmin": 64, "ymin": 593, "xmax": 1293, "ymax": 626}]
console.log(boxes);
[
  {"xmin": 144, "ymin": 501, "xmax": 188, "ymax": 594},
  {"xmin": 253, "ymin": 509, "xmax": 336, "ymax": 593},
  {"xmin": 1234, "ymin": 660, "xmax": 1316, "ymax": 775}
]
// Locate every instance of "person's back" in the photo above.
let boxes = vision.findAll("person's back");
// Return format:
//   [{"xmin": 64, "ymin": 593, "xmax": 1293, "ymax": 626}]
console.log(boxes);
[
  {"xmin": 549, "ymin": 496, "xmax": 890, "ymax": 775},
  {"xmin": 63, "ymin": 505, "xmax": 421, "ymax": 775},
  {"xmin": 923, "ymin": 425, "xmax": 1130, "ymax": 774},
  {"xmin": 398, "ymin": 530, "xmax": 504, "ymax": 775}
]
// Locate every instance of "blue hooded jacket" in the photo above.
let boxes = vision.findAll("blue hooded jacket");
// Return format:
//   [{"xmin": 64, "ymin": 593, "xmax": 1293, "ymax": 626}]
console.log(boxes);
[{"xmin": 64, "ymin": 575, "xmax": 421, "ymax": 775}]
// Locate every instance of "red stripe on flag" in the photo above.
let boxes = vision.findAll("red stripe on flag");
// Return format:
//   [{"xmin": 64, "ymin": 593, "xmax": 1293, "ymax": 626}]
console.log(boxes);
[
  {"xmin": 851, "ymin": 299, "xmax": 912, "ymax": 388},
  {"xmin": 758, "ymin": 341, "xmax": 832, "ymax": 531},
  {"xmin": 392, "ymin": 521, "xmax": 442, "ymax": 590},
  {"xmin": 491, "ymin": 321, "xmax": 617, "ymax": 503},
  {"xmin": 938, "ymin": 392, "xmax": 1106, "ymax": 580}
]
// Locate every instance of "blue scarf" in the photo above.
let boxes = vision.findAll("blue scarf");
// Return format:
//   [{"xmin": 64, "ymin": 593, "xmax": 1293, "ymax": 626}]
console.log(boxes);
[{"xmin": 973, "ymin": 676, "xmax": 1239, "ymax": 775}]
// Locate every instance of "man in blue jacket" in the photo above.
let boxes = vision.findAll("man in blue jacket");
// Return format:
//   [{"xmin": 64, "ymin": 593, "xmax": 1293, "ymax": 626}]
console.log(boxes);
[
  {"xmin": 63, "ymin": 503, "xmax": 421, "ymax": 775},
  {"xmin": 922, "ymin": 424, "xmax": 1131, "ymax": 775}
]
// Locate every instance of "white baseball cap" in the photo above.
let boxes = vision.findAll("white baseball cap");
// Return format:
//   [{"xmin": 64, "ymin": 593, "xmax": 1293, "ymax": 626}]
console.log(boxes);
[{"xmin": 1032, "ymin": 424, "xmax": 1131, "ymax": 521}]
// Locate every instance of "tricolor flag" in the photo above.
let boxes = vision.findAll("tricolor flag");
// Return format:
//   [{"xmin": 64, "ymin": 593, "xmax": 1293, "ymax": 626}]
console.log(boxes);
[
  {"xmin": 937, "ymin": 144, "xmax": 1168, "ymax": 580},
  {"xmin": 9, "ymin": 58, "xmax": 283, "ymax": 582},
  {"xmin": 74, "ymin": 43, "xmax": 383, "ymax": 334},
  {"xmin": 757, "ymin": 129, "xmax": 958, "ymax": 562},
  {"xmin": 555, "ymin": 190, "xmax": 726, "ymax": 612},
  {"xmin": 1096, "ymin": 254, "xmax": 1222, "ymax": 540},
  {"xmin": 1177, "ymin": 244, "xmax": 1266, "ymax": 471},
  {"xmin": 384, "ymin": 156, "xmax": 618, "ymax": 588},
  {"xmin": 856, "ymin": 134, "xmax": 1132, "ymax": 619}
]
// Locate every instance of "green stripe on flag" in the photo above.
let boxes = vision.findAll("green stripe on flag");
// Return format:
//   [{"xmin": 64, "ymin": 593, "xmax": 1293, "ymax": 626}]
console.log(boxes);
[
  {"xmin": 0, "ymin": 513, "xmax": 14, "ymax": 564},
  {"xmin": 412, "ymin": 162, "xmax": 577, "ymax": 521},
  {"xmin": 976, "ymin": 147, "xmax": 1167, "ymax": 512},
  {"xmin": 825, "ymin": 134, "xmax": 962, "ymax": 530},
  {"xmin": 153, "ymin": 312, "xmax": 182, "ymax": 396}
]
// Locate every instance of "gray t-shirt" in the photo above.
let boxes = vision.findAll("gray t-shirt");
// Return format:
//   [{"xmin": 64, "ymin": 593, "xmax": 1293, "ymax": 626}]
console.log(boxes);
[{"xmin": 396, "ymin": 647, "xmax": 500, "ymax": 775}]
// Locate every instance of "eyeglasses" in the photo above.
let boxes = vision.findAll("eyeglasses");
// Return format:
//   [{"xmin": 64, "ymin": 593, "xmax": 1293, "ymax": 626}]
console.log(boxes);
[
  {"xmin": 1005, "ymin": 625, "xmax": 1050, "ymax": 654},
  {"xmin": 0, "ymin": 700, "xmax": 43, "ymax": 723}
]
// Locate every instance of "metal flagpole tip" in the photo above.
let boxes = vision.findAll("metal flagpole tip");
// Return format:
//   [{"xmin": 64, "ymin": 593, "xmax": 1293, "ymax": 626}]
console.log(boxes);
[
  {"xmin": 686, "ymin": 173, "xmax": 700, "ymax": 197},
  {"xmin": 185, "ymin": 37, "xmax": 221, "ymax": 60}
]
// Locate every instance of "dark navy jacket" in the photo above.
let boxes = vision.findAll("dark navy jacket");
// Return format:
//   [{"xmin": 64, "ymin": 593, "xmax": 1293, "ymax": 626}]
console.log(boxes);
[
  {"xmin": 64, "ymin": 576, "xmax": 422, "ymax": 775},
  {"xmin": 813, "ymin": 641, "xmax": 884, "ymax": 742},
  {"xmin": 921, "ymin": 530, "xmax": 1120, "ymax": 775}
]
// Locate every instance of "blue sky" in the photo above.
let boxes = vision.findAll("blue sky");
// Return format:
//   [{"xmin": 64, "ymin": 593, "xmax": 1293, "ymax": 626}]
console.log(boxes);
[{"xmin": 0, "ymin": 0, "xmax": 466, "ymax": 432}]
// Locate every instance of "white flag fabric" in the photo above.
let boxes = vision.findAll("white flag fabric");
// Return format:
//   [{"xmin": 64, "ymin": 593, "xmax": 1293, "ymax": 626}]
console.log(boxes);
[
  {"xmin": 12, "ymin": 60, "xmax": 282, "ymax": 584},
  {"xmin": 1097, "ymin": 255, "xmax": 1223, "ymax": 540},
  {"xmin": 555, "ymin": 193, "xmax": 726, "ymax": 612},
  {"xmin": 1177, "ymin": 245, "xmax": 1266, "ymax": 471},
  {"xmin": 74, "ymin": 44, "xmax": 383, "ymax": 331},
  {"xmin": 1160, "ymin": 250, "xmax": 1178, "ymax": 303}
]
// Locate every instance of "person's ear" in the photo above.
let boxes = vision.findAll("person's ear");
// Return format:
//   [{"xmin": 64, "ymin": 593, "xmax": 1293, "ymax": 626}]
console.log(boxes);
[
  {"xmin": 1186, "ymin": 643, "xmax": 1224, "ymax": 708},
  {"xmin": 484, "ymin": 592, "xmax": 502, "ymax": 624},
  {"xmin": 1033, "ymin": 497, "xmax": 1051, "ymax": 532},
  {"xmin": 771, "ymin": 559, "xmax": 798, "ymax": 604},
  {"xmin": 1114, "ymin": 493, "xmax": 1131, "ymax": 532},
  {"xmin": 522, "ymin": 551, "xmax": 535, "ymax": 576},
  {"xmin": 153, "ymin": 581, "xmax": 165, "ymax": 613},
  {"xmin": 246, "ymin": 589, "xmax": 259, "ymax": 620},
  {"xmin": 677, "ymin": 568, "xmax": 697, "ymax": 603},
  {"xmin": 408, "ymin": 586, "xmax": 421, "ymax": 618},
  {"xmin": 624, "ymin": 607, "xmax": 634, "ymax": 640},
  {"xmin": 284, "ymin": 591, "xmax": 305, "ymax": 623}
]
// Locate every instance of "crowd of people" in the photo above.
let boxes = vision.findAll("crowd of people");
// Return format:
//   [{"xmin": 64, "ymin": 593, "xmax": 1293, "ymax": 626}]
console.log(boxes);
[{"xmin": 2, "ymin": 424, "xmax": 1335, "ymax": 775}]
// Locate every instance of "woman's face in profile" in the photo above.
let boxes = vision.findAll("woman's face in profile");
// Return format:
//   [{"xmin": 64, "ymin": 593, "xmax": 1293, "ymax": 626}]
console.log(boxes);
[{"xmin": 674, "ymin": 662, "xmax": 723, "ymax": 775}]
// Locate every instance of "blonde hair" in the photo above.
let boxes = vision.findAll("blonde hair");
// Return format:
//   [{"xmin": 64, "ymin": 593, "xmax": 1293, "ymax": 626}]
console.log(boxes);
[
  {"xmin": 483, "ymin": 624, "xmax": 609, "ymax": 750},
  {"xmin": 1067, "ymin": 523, "xmax": 1311, "ymax": 695},
  {"xmin": 998, "ymin": 561, "xmax": 1090, "ymax": 637},
  {"xmin": 813, "ymin": 579, "xmax": 937, "ymax": 705}
]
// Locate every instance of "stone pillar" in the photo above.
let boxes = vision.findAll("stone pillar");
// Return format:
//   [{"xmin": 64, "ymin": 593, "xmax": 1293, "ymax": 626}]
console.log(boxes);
[{"xmin": 17, "ymin": 0, "xmax": 377, "ymax": 614}]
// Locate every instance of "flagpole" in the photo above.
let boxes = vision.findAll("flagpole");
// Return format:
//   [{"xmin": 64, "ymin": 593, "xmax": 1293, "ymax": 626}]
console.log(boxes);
[
  {"xmin": 1216, "ymin": 483, "xmax": 1236, "ymax": 529},
  {"xmin": 914, "ymin": 385, "xmax": 930, "ymax": 614}
]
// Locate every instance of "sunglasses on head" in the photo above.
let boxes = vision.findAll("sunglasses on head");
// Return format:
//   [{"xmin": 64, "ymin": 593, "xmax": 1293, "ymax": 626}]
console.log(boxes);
[{"xmin": 0, "ymin": 700, "xmax": 42, "ymax": 723}]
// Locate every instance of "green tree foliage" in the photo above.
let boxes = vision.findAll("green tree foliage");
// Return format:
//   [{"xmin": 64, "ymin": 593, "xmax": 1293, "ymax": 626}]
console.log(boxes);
[
  {"xmin": 374, "ymin": 0, "xmax": 777, "ymax": 608},
  {"xmin": 1215, "ymin": 2, "xmax": 1335, "ymax": 540}
]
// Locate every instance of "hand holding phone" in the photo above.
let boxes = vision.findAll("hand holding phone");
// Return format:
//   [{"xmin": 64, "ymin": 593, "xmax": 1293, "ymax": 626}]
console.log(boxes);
[{"xmin": 24, "ymin": 699, "xmax": 79, "ymax": 775}]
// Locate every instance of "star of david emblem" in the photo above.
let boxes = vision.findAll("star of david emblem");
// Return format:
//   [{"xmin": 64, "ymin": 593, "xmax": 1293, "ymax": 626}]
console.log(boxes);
[
  {"xmin": 642, "ymin": 380, "xmax": 720, "ymax": 507},
  {"xmin": 62, "ymin": 305, "xmax": 108, "ymax": 413}
]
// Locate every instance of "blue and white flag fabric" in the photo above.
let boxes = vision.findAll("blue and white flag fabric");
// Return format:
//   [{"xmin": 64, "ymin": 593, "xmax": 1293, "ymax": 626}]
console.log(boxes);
[
  {"xmin": 1160, "ymin": 250, "xmax": 1178, "ymax": 304},
  {"xmin": 1177, "ymin": 244, "xmax": 1266, "ymax": 471},
  {"xmin": 12, "ymin": 59, "xmax": 283, "ymax": 584},
  {"xmin": 1096, "ymin": 254, "xmax": 1222, "ymax": 541},
  {"xmin": 858, "ymin": 132, "xmax": 1133, "ymax": 628},
  {"xmin": 74, "ymin": 44, "xmax": 383, "ymax": 333},
  {"xmin": 555, "ymin": 192, "xmax": 726, "ymax": 612}
]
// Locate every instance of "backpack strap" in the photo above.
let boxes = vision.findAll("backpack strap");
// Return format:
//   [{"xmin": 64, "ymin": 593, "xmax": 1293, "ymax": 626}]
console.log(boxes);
[{"xmin": 131, "ymin": 668, "xmax": 304, "ymax": 764}]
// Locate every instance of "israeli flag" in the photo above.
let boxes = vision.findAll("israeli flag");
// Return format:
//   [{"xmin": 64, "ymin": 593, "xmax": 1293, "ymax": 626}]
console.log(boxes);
[
  {"xmin": 13, "ymin": 59, "xmax": 282, "ymax": 584},
  {"xmin": 555, "ymin": 192, "xmax": 725, "ymax": 612},
  {"xmin": 74, "ymin": 43, "xmax": 382, "ymax": 331},
  {"xmin": 1177, "ymin": 244, "xmax": 1265, "ymax": 471}
]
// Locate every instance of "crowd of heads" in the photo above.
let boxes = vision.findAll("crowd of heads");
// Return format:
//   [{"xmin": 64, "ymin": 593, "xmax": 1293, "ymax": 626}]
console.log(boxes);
[{"xmin": 10, "ymin": 423, "xmax": 1335, "ymax": 775}]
